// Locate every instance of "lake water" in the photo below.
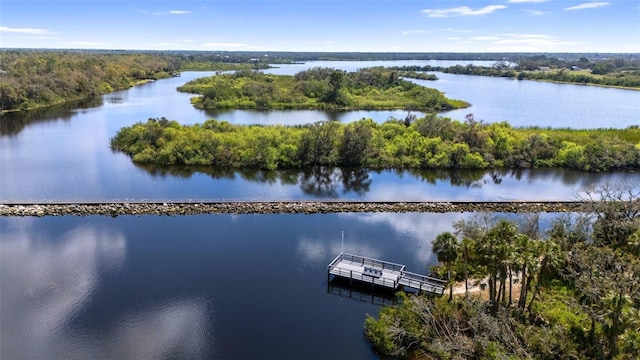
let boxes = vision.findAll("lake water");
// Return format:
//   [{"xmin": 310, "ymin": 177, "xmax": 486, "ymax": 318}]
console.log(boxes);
[
  {"xmin": 1, "ymin": 60, "xmax": 638, "ymax": 359},
  {"xmin": 204, "ymin": 61, "xmax": 640, "ymax": 128},
  {"xmin": 1, "ymin": 212, "xmax": 563, "ymax": 359},
  {"xmin": 1, "ymin": 62, "xmax": 638, "ymax": 202}
]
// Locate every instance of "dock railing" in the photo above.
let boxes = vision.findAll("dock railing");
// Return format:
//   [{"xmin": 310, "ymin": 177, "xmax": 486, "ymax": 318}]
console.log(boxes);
[
  {"xmin": 331, "ymin": 253, "xmax": 406, "ymax": 273},
  {"xmin": 329, "ymin": 266, "xmax": 399, "ymax": 289},
  {"xmin": 328, "ymin": 253, "xmax": 447, "ymax": 295},
  {"xmin": 400, "ymin": 271, "xmax": 447, "ymax": 294}
]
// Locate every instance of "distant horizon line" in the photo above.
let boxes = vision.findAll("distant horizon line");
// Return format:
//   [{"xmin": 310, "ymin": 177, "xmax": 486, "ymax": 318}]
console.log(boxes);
[{"xmin": 1, "ymin": 47, "xmax": 639, "ymax": 55}]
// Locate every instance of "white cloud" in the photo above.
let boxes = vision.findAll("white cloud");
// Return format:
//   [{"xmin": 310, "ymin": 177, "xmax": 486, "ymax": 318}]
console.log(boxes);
[
  {"xmin": 0, "ymin": 26, "xmax": 49, "ymax": 34},
  {"xmin": 526, "ymin": 10, "xmax": 546, "ymax": 15},
  {"xmin": 422, "ymin": 5, "xmax": 507, "ymax": 17},
  {"xmin": 565, "ymin": 2, "xmax": 610, "ymax": 10},
  {"xmin": 144, "ymin": 10, "xmax": 191, "ymax": 15}
]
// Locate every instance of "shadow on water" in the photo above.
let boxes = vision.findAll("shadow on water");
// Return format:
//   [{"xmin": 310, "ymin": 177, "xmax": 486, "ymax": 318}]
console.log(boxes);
[{"xmin": 0, "ymin": 97, "xmax": 103, "ymax": 136}]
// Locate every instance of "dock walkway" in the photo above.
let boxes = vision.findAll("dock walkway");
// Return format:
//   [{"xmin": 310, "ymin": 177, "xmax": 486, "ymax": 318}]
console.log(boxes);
[{"xmin": 327, "ymin": 253, "xmax": 446, "ymax": 295}]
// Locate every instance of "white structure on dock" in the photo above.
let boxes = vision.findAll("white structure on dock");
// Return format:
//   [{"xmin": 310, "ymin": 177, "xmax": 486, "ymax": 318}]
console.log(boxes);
[{"xmin": 327, "ymin": 253, "xmax": 446, "ymax": 295}]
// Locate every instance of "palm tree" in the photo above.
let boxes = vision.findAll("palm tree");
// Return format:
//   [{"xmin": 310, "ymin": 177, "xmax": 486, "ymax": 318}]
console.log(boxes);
[
  {"xmin": 460, "ymin": 237, "xmax": 474, "ymax": 298},
  {"xmin": 514, "ymin": 234, "xmax": 537, "ymax": 309},
  {"xmin": 481, "ymin": 220, "xmax": 517, "ymax": 311},
  {"xmin": 432, "ymin": 232, "xmax": 460, "ymax": 301},
  {"xmin": 527, "ymin": 239, "xmax": 562, "ymax": 313}
]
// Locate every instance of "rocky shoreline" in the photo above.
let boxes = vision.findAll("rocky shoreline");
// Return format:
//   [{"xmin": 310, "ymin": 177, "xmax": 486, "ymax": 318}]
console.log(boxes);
[{"xmin": 0, "ymin": 201, "xmax": 591, "ymax": 217}]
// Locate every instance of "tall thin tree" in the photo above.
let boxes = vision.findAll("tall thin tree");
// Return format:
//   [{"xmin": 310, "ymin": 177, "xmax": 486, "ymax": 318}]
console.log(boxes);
[{"xmin": 432, "ymin": 232, "xmax": 460, "ymax": 301}]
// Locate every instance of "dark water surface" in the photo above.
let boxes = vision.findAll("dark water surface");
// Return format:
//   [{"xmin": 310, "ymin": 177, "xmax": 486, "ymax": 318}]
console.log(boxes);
[
  {"xmin": 0, "ymin": 60, "xmax": 638, "ymax": 359},
  {"xmin": 2, "ymin": 212, "xmax": 513, "ymax": 359},
  {"xmin": 1, "ymin": 212, "xmax": 566, "ymax": 359}
]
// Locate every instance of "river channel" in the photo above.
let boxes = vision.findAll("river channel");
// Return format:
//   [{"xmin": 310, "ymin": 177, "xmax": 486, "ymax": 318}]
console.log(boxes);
[
  {"xmin": 1, "ymin": 62, "xmax": 638, "ymax": 202},
  {"xmin": 1, "ymin": 60, "xmax": 638, "ymax": 359}
]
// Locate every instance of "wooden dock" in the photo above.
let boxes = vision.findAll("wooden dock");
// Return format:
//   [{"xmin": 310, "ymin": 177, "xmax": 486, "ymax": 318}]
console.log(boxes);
[{"xmin": 327, "ymin": 253, "xmax": 446, "ymax": 295}]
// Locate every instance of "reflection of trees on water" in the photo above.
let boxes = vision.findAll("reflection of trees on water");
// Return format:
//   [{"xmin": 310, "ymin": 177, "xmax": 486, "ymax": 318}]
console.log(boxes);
[
  {"xmin": 341, "ymin": 168, "xmax": 372, "ymax": 196},
  {"xmin": 132, "ymin": 163, "xmax": 372, "ymax": 198},
  {"xmin": 299, "ymin": 167, "xmax": 342, "ymax": 198},
  {"xmin": 0, "ymin": 97, "xmax": 103, "ymax": 136},
  {"xmin": 403, "ymin": 168, "xmax": 501, "ymax": 188},
  {"xmin": 130, "ymin": 163, "xmax": 637, "ymax": 199}
]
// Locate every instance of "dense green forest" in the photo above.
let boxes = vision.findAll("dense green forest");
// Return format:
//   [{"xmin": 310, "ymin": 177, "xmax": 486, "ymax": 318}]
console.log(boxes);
[
  {"xmin": 177, "ymin": 67, "xmax": 460, "ymax": 111},
  {"xmin": 365, "ymin": 185, "xmax": 640, "ymax": 359},
  {"xmin": 0, "ymin": 50, "xmax": 268, "ymax": 112},
  {"xmin": 2, "ymin": 50, "xmax": 637, "ymax": 112},
  {"xmin": 110, "ymin": 115, "xmax": 640, "ymax": 172}
]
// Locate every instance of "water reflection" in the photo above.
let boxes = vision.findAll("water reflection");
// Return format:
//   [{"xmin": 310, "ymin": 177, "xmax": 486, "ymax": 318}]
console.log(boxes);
[
  {"xmin": 135, "ymin": 163, "xmax": 374, "ymax": 198},
  {"xmin": 129, "ymin": 162, "xmax": 640, "ymax": 201},
  {"xmin": 1, "ymin": 212, "xmax": 578, "ymax": 358},
  {"xmin": 339, "ymin": 212, "xmax": 465, "ymax": 265},
  {"xmin": 296, "ymin": 235, "xmax": 383, "ymax": 269},
  {"xmin": 204, "ymin": 108, "xmax": 425, "ymax": 125},
  {"xmin": 105, "ymin": 94, "xmax": 125, "ymax": 104},
  {"xmin": 327, "ymin": 278, "xmax": 398, "ymax": 306},
  {"xmin": 94, "ymin": 298, "xmax": 210, "ymax": 359},
  {"xmin": 0, "ymin": 97, "xmax": 103, "ymax": 137},
  {"xmin": 135, "ymin": 162, "xmax": 497, "ymax": 192},
  {"xmin": 0, "ymin": 220, "xmax": 210, "ymax": 359}
]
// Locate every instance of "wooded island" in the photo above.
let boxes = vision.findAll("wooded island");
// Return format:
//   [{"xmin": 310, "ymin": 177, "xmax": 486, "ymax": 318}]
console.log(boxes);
[
  {"xmin": 177, "ymin": 67, "xmax": 459, "ymax": 111},
  {"xmin": 111, "ymin": 114, "xmax": 640, "ymax": 172}
]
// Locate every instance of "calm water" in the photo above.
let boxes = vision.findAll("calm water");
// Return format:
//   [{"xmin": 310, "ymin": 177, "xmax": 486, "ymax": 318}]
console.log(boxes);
[
  {"xmin": 419, "ymin": 72, "xmax": 640, "ymax": 129},
  {"xmin": 1, "ymin": 62, "xmax": 639, "ymax": 202},
  {"xmin": 205, "ymin": 61, "xmax": 640, "ymax": 128},
  {"xmin": 0, "ymin": 60, "xmax": 638, "ymax": 358},
  {"xmin": 1, "ymin": 212, "xmax": 563, "ymax": 359}
]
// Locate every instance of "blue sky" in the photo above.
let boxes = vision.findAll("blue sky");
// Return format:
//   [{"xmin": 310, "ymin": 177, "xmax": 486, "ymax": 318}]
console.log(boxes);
[{"xmin": 1, "ymin": 0, "xmax": 639, "ymax": 52}]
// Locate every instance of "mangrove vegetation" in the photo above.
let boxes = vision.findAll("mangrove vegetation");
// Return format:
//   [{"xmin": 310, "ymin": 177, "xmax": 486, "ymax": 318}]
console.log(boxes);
[
  {"xmin": 365, "ymin": 184, "xmax": 640, "ymax": 359},
  {"xmin": 110, "ymin": 115, "xmax": 640, "ymax": 172},
  {"xmin": 0, "ymin": 50, "xmax": 269, "ymax": 113},
  {"xmin": 177, "ymin": 67, "xmax": 464, "ymax": 111}
]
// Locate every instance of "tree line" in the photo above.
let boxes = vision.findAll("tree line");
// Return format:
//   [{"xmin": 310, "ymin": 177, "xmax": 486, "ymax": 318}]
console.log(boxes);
[
  {"xmin": 365, "ymin": 184, "xmax": 640, "ymax": 359},
  {"xmin": 177, "ymin": 67, "xmax": 464, "ymax": 111},
  {"xmin": 390, "ymin": 62, "xmax": 640, "ymax": 89},
  {"xmin": 0, "ymin": 50, "xmax": 269, "ymax": 113},
  {"xmin": 110, "ymin": 115, "xmax": 640, "ymax": 172}
]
